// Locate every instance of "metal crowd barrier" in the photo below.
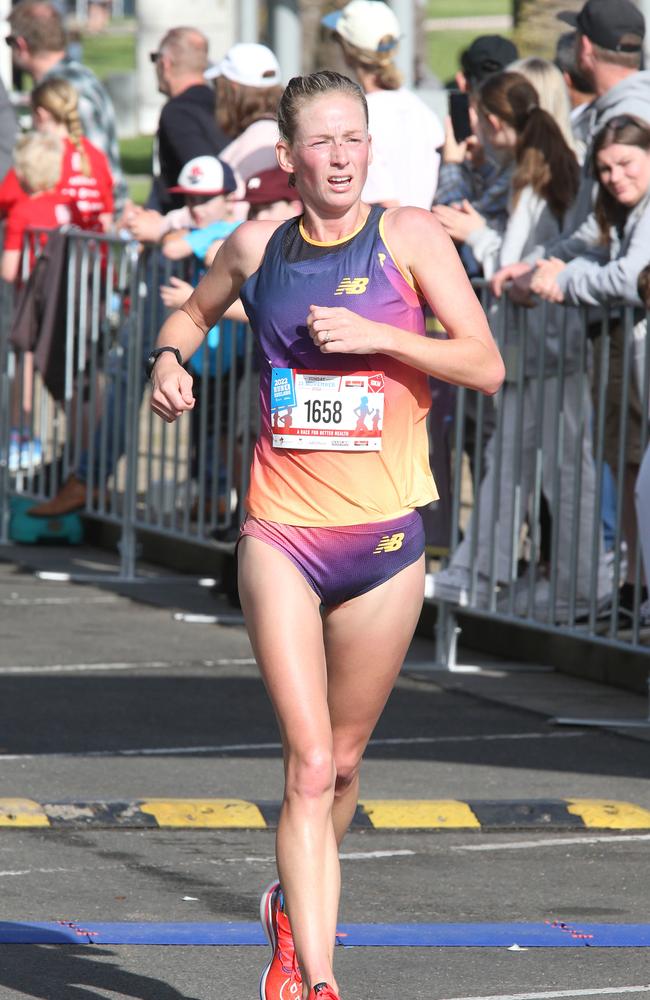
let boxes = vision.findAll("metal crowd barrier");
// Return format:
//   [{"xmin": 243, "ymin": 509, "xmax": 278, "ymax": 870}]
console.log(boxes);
[
  {"xmin": 427, "ymin": 282, "xmax": 650, "ymax": 668},
  {"xmin": 0, "ymin": 227, "xmax": 256, "ymax": 581},
  {"xmin": 0, "ymin": 229, "xmax": 648, "ymax": 665}
]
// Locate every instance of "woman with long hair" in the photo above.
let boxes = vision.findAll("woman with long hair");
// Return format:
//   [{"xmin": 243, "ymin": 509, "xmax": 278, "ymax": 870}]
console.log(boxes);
[
  {"xmin": 322, "ymin": 0, "xmax": 444, "ymax": 209},
  {"xmin": 0, "ymin": 76, "xmax": 114, "ymax": 232},
  {"xmin": 430, "ymin": 71, "xmax": 611, "ymax": 619},
  {"xmin": 509, "ymin": 56, "xmax": 576, "ymax": 154},
  {"xmin": 206, "ymin": 43, "xmax": 284, "ymax": 203},
  {"xmin": 531, "ymin": 113, "xmax": 650, "ymax": 622},
  {"xmin": 148, "ymin": 69, "xmax": 503, "ymax": 1000}
]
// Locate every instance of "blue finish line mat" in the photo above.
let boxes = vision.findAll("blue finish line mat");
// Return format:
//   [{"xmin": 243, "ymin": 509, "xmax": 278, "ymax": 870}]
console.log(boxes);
[{"xmin": 2, "ymin": 921, "xmax": 650, "ymax": 947}]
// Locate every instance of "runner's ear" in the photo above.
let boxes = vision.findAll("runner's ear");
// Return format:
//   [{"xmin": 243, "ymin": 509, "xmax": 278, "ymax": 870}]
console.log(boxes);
[{"xmin": 275, "ymin": 140, "xmax": 295, "ymax": 177}]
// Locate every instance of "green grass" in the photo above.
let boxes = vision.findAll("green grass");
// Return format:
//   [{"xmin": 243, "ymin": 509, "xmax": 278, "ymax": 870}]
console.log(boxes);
[
  {"xmin": 427, "ymin": 0, "xmax": 510, "ymax": 17},
  {"xmin": 119, "ymin": 134, "xmax": 153, "ymax": 175},
  {"xmin": 127, "ymin": 176, "xmax": 151, "ymax": 206},
  {"xmin": 428, "ymin": 27, "xmax": 512, "ymax": 86},
  {"xmin": 80, "ymin": 23, "xmax": 135, "ymax": 79}
]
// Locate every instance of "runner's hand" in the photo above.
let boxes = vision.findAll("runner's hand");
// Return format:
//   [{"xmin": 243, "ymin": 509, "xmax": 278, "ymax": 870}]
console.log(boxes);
[
  {"xmin": 150, "ymin": 357, "xmax": 195, "ymax": 423},
  {"xmin": 307, "ymin": 305, "xmax": 382, "ymax": 354}
]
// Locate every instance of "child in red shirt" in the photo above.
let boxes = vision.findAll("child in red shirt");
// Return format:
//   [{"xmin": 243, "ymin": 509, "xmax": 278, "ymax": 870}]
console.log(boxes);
[
  {"xmin": 0, "ymin": 76, "xmax": 114, "ymax": 231},
  {"xmin": 1, "ymin": 130, "xmax": 80, "ymax": 282}
]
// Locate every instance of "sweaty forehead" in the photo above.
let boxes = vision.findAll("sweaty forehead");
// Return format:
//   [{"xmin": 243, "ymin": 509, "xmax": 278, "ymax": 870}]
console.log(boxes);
[{"xmin": 294, "ymin": 93, "xmax": 367, "ymax": 138}]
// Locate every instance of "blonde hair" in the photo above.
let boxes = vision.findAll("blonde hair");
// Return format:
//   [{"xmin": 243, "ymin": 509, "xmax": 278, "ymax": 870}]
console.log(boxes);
[
  {"xmin": 31, "ymin": 76, "xmax": 91, "ymax": 176},
  {"xmin": 339, "ymin": 37, "xmax": 402, "ymax": 91},
  {"xmin": 509, "ymin": 57, "xmax": 576, "ymax": 152},
  {"xmin": 14, "ymin": 131, "xmax": 63, "ymax": 193}
]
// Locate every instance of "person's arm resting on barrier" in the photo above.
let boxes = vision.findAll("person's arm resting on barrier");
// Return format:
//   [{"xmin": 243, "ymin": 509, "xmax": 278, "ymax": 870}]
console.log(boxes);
[{"xmin": 307, "ymin": 208, "xmax": 505, "ymax": 395}]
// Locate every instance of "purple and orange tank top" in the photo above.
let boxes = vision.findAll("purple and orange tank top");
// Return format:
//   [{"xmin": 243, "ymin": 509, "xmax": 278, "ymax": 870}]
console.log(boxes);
[{"xmin": 239, "ymin": 204, "xmax": 438, "ymax": 527}]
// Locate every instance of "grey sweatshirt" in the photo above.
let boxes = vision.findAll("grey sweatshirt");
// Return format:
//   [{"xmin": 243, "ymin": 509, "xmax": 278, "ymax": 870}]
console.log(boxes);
[
  {"xmin": 556, "ymin": 188, "xmax": 650, "ymax": 306},
  {"xmin": 535, "ymin": 70, "xmax": 650, "ymax": 261}
]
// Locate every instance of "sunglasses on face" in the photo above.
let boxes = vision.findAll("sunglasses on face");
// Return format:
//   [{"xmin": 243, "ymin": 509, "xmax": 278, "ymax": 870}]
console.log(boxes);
[
  {"xmin": 5, "ymin": 35, "xmax": 19, "ymax": 48},
  {"xmin": 149, "ymin": 51, "xmax": 160, "ymax": 63}
]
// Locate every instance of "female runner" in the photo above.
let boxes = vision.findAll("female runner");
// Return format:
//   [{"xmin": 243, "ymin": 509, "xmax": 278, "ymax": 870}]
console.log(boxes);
[{"xmin": 150, "ymin": 70, "xmax": 504, "ymax": 1000}]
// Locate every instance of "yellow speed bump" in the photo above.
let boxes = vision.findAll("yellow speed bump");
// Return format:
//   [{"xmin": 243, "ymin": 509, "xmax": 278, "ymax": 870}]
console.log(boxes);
[
  {"xmin": 0, "ymin": 798, "xmax": 50, "ymax": 827},
  {"xmin": 566, "ymin": 798, "xmax": 650, "ymax": 830},
  {"xmin": 139, "ymin": 798, "xmax": 267, "ymax": 828},
  {"xmin": 360, "ymin": 799, "xmax": 480, "ymax": 829}
]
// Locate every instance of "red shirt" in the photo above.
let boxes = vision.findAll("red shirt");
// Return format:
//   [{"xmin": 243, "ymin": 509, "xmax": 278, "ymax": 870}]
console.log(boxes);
[
  {"xmin": 4, "ymin": 191, "xmax": 82, "ymax": 261},
  {"xmin": 0, "ymin": 136, "xmax": 114, "ymax": 229}
]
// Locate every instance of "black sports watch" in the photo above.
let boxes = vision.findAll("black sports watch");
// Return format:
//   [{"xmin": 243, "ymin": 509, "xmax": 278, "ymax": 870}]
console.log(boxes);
[{"xmin": 145, "ymin": 346, "xmax": 183, "ymax": 380}]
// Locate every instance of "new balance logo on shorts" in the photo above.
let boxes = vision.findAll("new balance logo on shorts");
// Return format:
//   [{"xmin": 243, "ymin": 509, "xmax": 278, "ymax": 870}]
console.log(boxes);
[
  {"xmin": 335, "ymin": 276, "xmax": 369, "ymax": 295},
  {"xmin": 373, "ymin": 532, "xmax": 405, "ymax": 554}
]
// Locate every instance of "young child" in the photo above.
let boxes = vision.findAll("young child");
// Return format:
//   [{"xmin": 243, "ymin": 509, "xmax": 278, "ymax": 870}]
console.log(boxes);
[
  {"xmin": 0, "ymin": 77, "xmax": 114, "ymax": 232},
  {"xmin": 1, "ymin": 131, "xmax": 80, "ymax": 283}
]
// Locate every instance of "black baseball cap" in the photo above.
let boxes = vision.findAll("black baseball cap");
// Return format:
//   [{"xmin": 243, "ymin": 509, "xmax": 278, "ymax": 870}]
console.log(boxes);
[
  {"xmin": 460, "ymin": 35, "xmax": 519, "ymax": 85},
  {"xmin": 558, "ymin": 0, "xmax": 645, "ymax": 53}
]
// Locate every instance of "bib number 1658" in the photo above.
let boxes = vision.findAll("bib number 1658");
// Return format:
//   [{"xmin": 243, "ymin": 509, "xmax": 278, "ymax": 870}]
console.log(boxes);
[{"xmin": 305, "ymin": 399, "xmax": 342, "ymax": 424}]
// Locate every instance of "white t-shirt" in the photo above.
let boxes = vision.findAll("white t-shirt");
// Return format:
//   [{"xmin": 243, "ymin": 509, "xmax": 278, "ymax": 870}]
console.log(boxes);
[{"xmin": 363, "ymin": 88, "xmax": 444, "ymax": 209}]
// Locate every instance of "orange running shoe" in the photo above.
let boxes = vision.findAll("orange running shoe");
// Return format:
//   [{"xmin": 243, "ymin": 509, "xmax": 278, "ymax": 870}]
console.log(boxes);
[
  {"xmin": 309, "ymin": 984, "xmax": 341, "ymax": 1000},
  {"xmin": 259, "ymin": 881, "xmax": 302, "ymax": 999}
]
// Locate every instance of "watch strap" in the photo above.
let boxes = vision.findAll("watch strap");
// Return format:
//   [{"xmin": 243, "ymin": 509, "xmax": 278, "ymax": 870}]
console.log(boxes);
[{"xmin": 146, "ymin": 346, "xmax": 182, "ymax": 379}]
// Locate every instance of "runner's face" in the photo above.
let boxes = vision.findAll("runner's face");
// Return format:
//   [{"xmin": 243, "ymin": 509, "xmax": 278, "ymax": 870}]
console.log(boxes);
[
  {"xmin": 287, "ymin": 94, "xmax": 370, "ymax": 208},
  {"xmin": 596, "ymin": 143, "xmax": 650, "ymax": 208}
]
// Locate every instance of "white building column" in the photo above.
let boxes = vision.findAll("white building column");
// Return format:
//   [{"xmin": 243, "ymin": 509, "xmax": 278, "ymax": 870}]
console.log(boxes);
[
  {"xmin": 389, "ymin": 0, "xmax": 414, "ymax": 88},
  {"xmin": 136, "ymin": 0, "xmax": 235, "ymax": 135},
  {"xmin": 238, "ymin": 0, "xmax": 259, "ymax": 43},
  {"xmin": 0, "ymin": 0, "xmax": 12, "ymax": 90},
  {"xmin": 269, "ymin": 0, "xmax": 301, "ymax": 82}
]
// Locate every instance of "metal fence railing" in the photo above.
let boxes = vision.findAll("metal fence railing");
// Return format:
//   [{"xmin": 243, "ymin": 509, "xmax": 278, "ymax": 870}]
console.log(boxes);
[{"xmin": 0, "ymin": 229, "xmax": 648, "ymax": 665}]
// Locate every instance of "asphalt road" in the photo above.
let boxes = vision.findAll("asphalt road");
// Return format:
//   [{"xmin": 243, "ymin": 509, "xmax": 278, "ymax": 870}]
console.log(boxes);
[{"xmin": 1, "ymin": 545, "xmax": 650, "ymax": 1000}]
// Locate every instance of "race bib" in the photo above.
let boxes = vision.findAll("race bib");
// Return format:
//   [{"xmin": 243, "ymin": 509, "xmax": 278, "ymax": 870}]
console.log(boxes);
[{"xmin": 270, "ymin": 368, "xmax": 384, "ymax": 451}]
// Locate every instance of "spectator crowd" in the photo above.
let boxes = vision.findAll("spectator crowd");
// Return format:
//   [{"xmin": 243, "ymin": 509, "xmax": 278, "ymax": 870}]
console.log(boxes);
[{"xmin": 2, "ymin": 0, "xmax": 650, "ymax": 634}]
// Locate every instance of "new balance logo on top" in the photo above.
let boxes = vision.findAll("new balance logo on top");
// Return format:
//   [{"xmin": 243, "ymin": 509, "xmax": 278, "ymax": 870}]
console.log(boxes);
[
  {"xmin": 335, "ymin": 277, "xmax": 369, "ymax": 295},
  {"xmin": 373, "ymin": 532, "xmax": 405, "ymax": 554}
]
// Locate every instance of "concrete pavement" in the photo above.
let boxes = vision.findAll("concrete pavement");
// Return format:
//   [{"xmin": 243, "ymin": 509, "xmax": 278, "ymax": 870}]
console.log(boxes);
[{"xmin": 1, "ymin": 543, "xmax": 649, "ymax": 1000}]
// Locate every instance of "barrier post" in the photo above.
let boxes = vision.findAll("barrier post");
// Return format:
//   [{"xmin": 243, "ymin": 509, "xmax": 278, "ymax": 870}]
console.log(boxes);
[
  {"xmin": 116, "ymin": 241, "xmax": 144, "ymax": 582},
  {"xmin": 0, "ymin": 280, "xmax": 12, "ymax": 546}
]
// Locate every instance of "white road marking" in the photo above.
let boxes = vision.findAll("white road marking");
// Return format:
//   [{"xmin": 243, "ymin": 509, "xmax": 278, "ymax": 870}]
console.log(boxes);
[
  {"xmin": 0, "ymin": 658, "xmax": 256, "ymax": 675},
  {"xmin": 0, "ymin": 850, "xmax": 412, "ymax": 880},
  {"xmin": 440, "ymin": 988, "xmax": 650, "ymax": 1000},
  {"xmin": 453, "ymin": 834, "xmax": 650, "ymax": 852},
  {"xmin": 0, "ymin": 730, "xmax": 584, "ymax": 761},
  {"xmin": 0, "ymin": 596, "xmax": 119, "ymax": 606}
]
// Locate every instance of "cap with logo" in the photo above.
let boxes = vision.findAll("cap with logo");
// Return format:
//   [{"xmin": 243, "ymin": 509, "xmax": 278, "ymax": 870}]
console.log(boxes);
[
  {"xmin": 558, "ymin": 0, "xmax": 645, "ymax": 53},
  {"xmin": 168, "ymin": 156, "xmax": 237, "ymax": 196},
  {"xmin": 460, "ymin": 34, "xmax": 519, "ymax": 85},
  {"xmin": 204, "ymin": 42, "xmax": 281, "ymax": 87},
  {"xmin": 321, "ymin": 0, "xmax": 401, "ymax": 54},
  {"xmin": 240, "ymin": 168, "xmax": 297, "ymax": 206}
]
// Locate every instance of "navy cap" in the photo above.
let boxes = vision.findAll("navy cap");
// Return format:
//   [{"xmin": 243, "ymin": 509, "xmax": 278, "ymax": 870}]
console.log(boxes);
[{"xmin": 558, "ymin": 0, "xmax": 644, "ymax": 53}]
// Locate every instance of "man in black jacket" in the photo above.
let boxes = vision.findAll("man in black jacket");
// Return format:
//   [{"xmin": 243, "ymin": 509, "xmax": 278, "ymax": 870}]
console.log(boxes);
[{"xmin": 148, "ymin": 26, "xmax": 229, "ymax": 214}]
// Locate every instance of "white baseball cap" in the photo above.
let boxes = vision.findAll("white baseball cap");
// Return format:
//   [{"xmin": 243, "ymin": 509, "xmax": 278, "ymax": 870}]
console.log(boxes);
[
  {"xmin": 204, "ymin": 42, "xmax": 281, "ymax": 87},
  {"xmin": 168, "ymin": 156, "xmax": 237, "ymax": 196},
  {"xmin": 321, "ymin": 0, "xmax": 401, "ymax": 53}
]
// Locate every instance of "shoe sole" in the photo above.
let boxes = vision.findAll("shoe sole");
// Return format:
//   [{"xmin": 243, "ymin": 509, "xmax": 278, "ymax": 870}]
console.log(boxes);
[{"xmin": 259, "ymin": 879, "xmax": 280, "ymax": 1000}]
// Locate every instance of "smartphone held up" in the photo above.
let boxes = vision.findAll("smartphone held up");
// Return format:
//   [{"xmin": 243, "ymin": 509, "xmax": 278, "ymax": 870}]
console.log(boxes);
[{"xmin": 448, "ymin": 91, "xmax": 472, "ymax": 143}]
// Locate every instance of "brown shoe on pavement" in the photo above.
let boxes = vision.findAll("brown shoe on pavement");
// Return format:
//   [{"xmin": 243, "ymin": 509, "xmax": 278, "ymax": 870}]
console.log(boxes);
[{"xmin": 27, "ymin": 474, "xmax": 88, "ymax": 517}]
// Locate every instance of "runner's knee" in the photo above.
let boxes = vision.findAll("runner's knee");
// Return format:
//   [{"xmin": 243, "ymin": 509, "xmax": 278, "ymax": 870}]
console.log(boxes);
[
  {"xmin": 285, "ymin": 745, "xmax": 336, "ymax": 801},
  {"xmin": 333, "ymin": 752, "xmax": 362, "ymax": 797}
]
